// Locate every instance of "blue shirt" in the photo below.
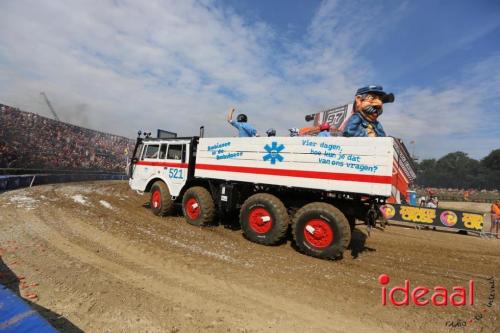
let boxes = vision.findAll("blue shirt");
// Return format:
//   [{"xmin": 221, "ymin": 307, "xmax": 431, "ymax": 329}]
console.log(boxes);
[
  {"xmin": 317, "ymin": 131, "xmax": 331, "ymax": 137},
  {"xmin": 230, "ymin": 120, "xmax": 257, "ymax": 137},
  {"xmin": 342, "ymin": 113, "xmax": 386, "ymax": 137}
]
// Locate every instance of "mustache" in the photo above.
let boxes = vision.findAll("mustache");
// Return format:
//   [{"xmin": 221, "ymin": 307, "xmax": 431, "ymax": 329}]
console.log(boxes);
[{"xmin": 363, "ymin": 105, "xmax": 383, "ymax": 114}]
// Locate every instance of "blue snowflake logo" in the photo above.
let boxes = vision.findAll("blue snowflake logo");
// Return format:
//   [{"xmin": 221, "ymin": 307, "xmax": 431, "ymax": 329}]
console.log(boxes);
[{"xmin": 263, "ymin": 141, "xmax": 285, "ymax": 165}]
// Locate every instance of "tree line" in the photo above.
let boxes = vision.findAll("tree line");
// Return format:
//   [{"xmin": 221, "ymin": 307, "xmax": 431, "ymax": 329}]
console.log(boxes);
[{"xmin": 416, "ymin": 149, "xmax": 500, "ymax": 190}]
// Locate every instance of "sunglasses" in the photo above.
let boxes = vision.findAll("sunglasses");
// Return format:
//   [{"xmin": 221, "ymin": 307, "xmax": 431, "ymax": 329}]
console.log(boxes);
[{"xmin": 362, "ymin": 94, "xmax": 383, "ymax": 102}]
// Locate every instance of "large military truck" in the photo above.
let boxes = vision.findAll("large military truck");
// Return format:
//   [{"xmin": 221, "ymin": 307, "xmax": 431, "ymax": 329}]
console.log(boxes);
[{"xmin": 128, "ymin": 134, "xmax": 415, "ymax": 259}]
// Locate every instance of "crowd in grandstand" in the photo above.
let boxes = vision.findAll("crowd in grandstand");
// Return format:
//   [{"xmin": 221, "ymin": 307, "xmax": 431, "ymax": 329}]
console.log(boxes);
[
  {"xmin": 0, "ymin": 104, "xmax": 134, "ymax": 171},
  {"xmin": 415, "ymin": 186, "xmax": 499, "ymax": 203}
]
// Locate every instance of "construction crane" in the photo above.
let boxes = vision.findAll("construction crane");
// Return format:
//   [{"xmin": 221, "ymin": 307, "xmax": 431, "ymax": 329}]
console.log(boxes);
[{"xmin": 40, "ymin": 92, "xmax": 60, "ymax": 121}]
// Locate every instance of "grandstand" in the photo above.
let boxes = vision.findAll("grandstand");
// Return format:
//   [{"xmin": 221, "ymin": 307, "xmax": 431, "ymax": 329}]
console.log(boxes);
[{"xmin": 0, "ymin": 103, "xmax": 134, "ymax": 172}]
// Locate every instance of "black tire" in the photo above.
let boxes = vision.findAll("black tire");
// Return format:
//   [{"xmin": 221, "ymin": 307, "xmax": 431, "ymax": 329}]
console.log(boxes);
[
  {"xmin": 150, "ymin": 181, "xmax": 174, "ymax": 216},
  {"xmin": 292, "ymin": 202, "xmax": 351, "ymax": 259},
  {"xmin": 182, "ymin": 186, "xmax": 215, "ymax": 226},
  {"xmin": 240, "ymin": 193, "xmax": 289, "ymax": 245}
]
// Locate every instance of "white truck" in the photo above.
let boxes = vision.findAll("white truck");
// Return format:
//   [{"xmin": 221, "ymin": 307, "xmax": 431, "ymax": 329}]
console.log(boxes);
[{"xmin": 128, "ymin": 133, "xmax": 415, "ymax": 259}]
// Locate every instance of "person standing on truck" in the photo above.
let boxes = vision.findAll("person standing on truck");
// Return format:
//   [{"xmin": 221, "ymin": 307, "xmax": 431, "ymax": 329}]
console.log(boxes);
[
  {"xmin": 343, "ymin": 85, "xmax": 394, "ymax": 137},
  {"xmin": 266, "ymin": 128, "xmax": 276, "ymax": 137},
  {"xmin": 227, "ymin": 107, "xmax": 257, "ymax": 137},
  {"xmin": 289, "ymin": 128, "xmax": 299, "ymax": 137},
  {"xmin": 490, "ymin": 199, "xmax": 500, "ymax": 238},
  {"xmin": 317, "ymin": 123, "xmax": 332, "ymax": 137}
]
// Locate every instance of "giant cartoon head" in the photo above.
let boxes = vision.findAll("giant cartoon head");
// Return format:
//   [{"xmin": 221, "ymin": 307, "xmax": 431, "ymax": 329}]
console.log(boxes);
[{"xmin": 354, "ymin": 85, "xmax": 395, "ymax": 122}]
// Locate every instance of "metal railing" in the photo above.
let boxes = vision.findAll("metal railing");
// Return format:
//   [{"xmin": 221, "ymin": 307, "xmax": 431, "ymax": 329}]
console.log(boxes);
[
  {"xmin": 0, "ymin": 168, "xmax": 124, "ymax": 175},
  {"xmin": 0, "ymin": 171, "xmax": 127, "ymax": 192}
]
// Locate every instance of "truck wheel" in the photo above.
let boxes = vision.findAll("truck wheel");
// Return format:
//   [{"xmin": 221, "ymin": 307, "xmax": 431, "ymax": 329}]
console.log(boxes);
[
  {"xmin": 150, "ymin": 181, "xmax": 174, "ymax": 216},
  {"xmin": 182, "ymin": 186, "xmax": 215, "ymax": 226},
  {"xmin": 292, "ymin": 202, "xmax": 351, "ymax": 259},
  {"xmin": 240, "ymin": 193, "xmax": 289, "ymax": 245}
]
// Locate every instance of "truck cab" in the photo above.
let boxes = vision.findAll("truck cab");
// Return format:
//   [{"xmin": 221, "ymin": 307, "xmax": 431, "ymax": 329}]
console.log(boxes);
[{"xmin": 129, "ymin": 137, "xmax": 197, "ymax": 198}]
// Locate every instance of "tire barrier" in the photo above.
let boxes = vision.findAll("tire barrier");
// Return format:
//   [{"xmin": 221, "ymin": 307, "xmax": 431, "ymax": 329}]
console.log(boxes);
[{"xmin": 0, "ymin": 173, "xmax": 127, "ymax": 192}]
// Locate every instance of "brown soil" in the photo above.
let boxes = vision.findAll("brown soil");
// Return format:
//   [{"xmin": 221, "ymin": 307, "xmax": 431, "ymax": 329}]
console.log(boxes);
[{"xmin": 0, "ymin": 181, "xmax": 499, "ymax": 333}]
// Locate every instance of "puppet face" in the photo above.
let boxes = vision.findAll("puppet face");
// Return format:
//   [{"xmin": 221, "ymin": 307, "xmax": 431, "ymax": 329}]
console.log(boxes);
[{"xmin": 355, "ymin": 93, "xmax": 384, "ymax": 121}]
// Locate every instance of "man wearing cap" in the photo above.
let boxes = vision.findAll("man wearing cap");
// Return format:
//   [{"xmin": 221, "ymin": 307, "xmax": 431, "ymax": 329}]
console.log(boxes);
[{"xmin": 343, "ymin": 85, "xmax": 394, "ymax": 137}]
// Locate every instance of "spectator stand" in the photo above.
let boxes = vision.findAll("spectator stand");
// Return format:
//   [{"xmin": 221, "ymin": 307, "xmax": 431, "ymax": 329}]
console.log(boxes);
[
  {"xmin": 0, "ymin": 105, "xmax": 134, "ymax": 172},
  {"xmin": 415, "ymin": 187, "xmax": 498, "ymax": 203},
  {"xmin": 1, "ymin": 104, "xmax": 132, "ymax": 192}
]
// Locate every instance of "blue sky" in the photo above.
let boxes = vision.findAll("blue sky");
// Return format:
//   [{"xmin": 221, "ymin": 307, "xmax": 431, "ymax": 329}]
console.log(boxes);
[{"xmin": 0, "ymin": 0, "xmax": 499, "ymax": 159}]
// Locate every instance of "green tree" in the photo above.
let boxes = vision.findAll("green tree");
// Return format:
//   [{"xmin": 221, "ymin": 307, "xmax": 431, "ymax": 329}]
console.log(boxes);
[
  {"xmin": 416, "ymin": 150, "xmax": 500, "ymax": 190},
  {"xmin": 481, "ymin": 149, "xmax": 500, "ymax": 171},
  {"xmin": 416, "ymin": 158, "xmax": 437, "ymax": 187},
  {"xmin": 480, "ymin": 149, "xmax": 500, "ymax": 189},
  {"xmin": 437, "ymin": 152, "xmax": 480, "ymax": 188}
]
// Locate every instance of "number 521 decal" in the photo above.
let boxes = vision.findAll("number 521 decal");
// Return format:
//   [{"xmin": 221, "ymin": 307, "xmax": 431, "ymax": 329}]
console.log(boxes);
[{"xmin": 168, "ymin": 168, "xmax": 183, "ymax": 179}]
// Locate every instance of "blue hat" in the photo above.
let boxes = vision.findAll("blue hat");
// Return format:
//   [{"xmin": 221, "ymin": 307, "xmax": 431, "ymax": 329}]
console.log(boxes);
[{"xmin": 356, "ymin": 85, "xmax": 395, "ymax": 103}]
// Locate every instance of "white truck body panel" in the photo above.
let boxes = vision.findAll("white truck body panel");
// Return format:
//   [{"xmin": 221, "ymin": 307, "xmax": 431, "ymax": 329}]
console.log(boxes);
[{"xmin": 195, "ymin": 137, "xmax": 394, "ymax": 197}]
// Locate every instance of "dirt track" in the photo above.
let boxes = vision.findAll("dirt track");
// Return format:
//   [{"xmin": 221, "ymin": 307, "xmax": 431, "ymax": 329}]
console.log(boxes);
[{"xmin": 0, "ymin": 181, "xmax": 499, "ymax": 333}]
